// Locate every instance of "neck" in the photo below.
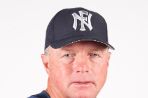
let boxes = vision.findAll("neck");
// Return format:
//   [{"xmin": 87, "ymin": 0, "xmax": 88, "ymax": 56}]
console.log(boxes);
[{"xmin": 46, "ymin": 81, "xmax": 65, "ymax": 98}]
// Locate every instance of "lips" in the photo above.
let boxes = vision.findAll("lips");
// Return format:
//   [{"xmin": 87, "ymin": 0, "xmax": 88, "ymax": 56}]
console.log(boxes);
[{"xmin": 70, "ymin": 81, "xmax": 96, "ymax": 87}]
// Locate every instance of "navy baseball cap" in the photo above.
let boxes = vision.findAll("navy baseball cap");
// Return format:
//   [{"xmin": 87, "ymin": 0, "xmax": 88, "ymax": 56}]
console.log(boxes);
[{"xmin": 45, "ymin": 7, "xmax": 114, "ymax": 50}]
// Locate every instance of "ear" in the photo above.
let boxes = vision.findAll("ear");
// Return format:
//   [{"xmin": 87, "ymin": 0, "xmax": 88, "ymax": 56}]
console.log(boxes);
[
  {"xmin": 41, "ymin": 54, "xmax": 50, "ymax": 74},
  {"xmin": 106, "ymin": 51, "xmax": 111, "ymax": 67},
  {"xmin": 107, "ymin": 51, "xmax": 111, "ymax": 60}
]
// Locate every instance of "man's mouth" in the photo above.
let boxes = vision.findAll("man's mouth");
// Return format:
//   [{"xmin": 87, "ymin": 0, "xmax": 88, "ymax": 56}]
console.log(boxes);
[{"xmin": 70, "ymin": 81, "xmax": 95, "ymax": 88}]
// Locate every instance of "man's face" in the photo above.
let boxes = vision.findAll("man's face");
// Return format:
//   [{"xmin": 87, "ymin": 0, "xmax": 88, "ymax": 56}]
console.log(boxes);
[{"xmin": 42, "ymin": 41, "xmax": 110, "ymax": 98}]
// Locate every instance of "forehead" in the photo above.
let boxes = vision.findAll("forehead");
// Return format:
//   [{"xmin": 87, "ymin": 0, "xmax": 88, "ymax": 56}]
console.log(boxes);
[{"xmin": 61, "ymin": 41, "xmax": 107, "ymax": 50}]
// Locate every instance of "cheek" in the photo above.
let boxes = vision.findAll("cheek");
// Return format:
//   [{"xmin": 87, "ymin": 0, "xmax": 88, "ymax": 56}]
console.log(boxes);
[
  {"xmin": 48, "ymin": 61, "xmax": 72, "ymax": 87},
  {"xmin": 94, "ymin": 63, "xmax": 108, "ymax": 89}
]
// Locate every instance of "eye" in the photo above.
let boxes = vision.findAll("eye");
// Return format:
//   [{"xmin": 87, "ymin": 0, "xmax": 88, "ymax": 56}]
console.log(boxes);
[
  {"xmin": 63, "ymin": 53, "xmax": 75, "ymax": 58},
  {"xmin": 89, "ymin": 53, "xmax": 100, "ymax": 57},
  {"xmin": 63, "ymin": 54, "xmax": 71, "ymax": 57}
]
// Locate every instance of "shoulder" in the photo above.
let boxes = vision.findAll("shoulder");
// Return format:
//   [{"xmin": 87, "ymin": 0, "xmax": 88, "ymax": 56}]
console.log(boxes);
[
  {"xmin": 28, "ymin": 96, "xmax": 38, "ymax": 98},
  {"xmin": 28, "ymin": 90, "xmax": 50, "ymax": 98}
]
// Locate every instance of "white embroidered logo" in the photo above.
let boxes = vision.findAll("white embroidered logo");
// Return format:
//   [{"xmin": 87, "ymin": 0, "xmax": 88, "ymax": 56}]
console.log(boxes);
[{"xmin": 72, "ymin": 10, "xmax": 93, "ymax": 31}]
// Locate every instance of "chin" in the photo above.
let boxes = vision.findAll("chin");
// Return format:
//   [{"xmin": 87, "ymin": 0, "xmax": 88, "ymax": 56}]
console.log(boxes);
[
  {"xmin": 67, "ymin": 90, "xmax": 97, "ymax": 98},
  {"xmin": 69, "ymin": 94, "xmax": 96, "ymax": 98},
  {"xmin": 75, "ymin": 94, "xmax": 96, "ymax": 98},
  {"xmin": 66, "ymin": 82, "xmax": 100, "ymax": 98}
]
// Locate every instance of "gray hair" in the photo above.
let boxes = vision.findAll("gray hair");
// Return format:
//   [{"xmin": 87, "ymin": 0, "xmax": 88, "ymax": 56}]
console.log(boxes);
[{"xmin": 44, "ymin": 45, "xmax": 52, "ymax": 55}]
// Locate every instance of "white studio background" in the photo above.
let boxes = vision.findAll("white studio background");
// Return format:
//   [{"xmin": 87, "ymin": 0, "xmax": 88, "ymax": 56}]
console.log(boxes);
[{"xmin": 0, "ymin": 0, "xmax": 148, "ymax": 98}]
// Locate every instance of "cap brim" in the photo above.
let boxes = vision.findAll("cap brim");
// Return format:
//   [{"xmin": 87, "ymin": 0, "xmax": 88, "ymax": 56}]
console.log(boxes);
[{"xmin": 50, "ymin": 35, "xmax": 115, "ymax": 50}]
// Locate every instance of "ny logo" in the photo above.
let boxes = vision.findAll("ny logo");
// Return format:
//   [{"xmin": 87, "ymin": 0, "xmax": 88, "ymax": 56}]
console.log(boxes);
[{"xmin": 72, "ymin": 10, "xmax": 93, "ymax": 31}]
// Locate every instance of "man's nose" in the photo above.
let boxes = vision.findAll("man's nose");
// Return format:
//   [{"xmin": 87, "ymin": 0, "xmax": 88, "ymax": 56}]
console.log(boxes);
[{"xmin": 73, "ymin": 54, "xmax": 90, "ymax": 73}]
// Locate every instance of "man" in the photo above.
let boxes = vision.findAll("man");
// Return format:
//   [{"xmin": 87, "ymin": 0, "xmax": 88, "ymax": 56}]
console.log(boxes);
[{"xmin": 29, "ymin": 7, "xmax": 114, "ymax": 98}]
